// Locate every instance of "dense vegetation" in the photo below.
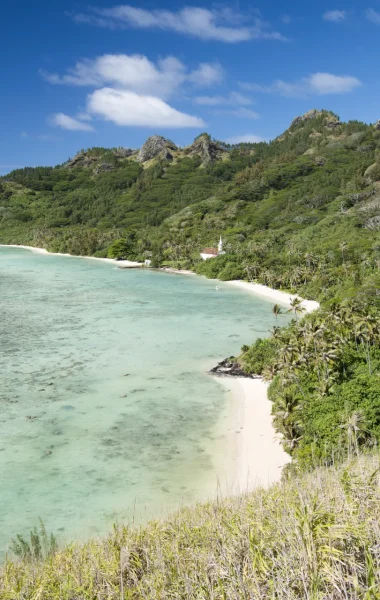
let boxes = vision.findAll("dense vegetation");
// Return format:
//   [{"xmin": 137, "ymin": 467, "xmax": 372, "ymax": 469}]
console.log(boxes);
[{"xmin": 1, "ymin": 452, "xmax": 380, "ymax": 598}]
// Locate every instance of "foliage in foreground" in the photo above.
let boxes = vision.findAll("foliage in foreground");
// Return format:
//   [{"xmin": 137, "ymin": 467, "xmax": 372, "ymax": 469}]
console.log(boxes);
[{"xmin": 1, "ymin": 453, "xmax": 380, "ymax": 599}]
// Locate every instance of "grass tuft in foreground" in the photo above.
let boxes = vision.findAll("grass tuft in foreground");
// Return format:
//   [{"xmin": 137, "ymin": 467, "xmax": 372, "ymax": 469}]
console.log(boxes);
[{"xmin": 1, "ymin": 452, "xmax": 380, "ymax": 598}]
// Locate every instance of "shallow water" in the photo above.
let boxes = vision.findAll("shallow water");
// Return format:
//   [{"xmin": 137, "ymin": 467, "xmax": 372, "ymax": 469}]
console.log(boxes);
[{"xmin": 0, "ymin": 247, "xmax": 286, "ymax": 552}]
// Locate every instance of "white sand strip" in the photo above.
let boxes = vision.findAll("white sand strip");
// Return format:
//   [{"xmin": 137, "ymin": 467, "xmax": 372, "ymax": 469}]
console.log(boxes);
[
  {"xmin": 0, "ymin": 247, "xmax": 320, "ymax": 312},
  {"xmin": 157, "ymin": 268, "xmax": 320, "ymax": 314},
  {"xmin": 225, "ymin": 280, "xmax": 320, "ymax": 314},
  {"xmin": 214, "ymin": 377, "xmax": 291, "ymax": 493},
  {"xmin": 0, "ymin": 245, "xmax": 142, "ymax": 268}
]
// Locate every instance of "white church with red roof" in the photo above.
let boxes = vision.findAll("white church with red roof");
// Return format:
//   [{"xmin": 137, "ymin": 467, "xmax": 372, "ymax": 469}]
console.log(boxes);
[{"xmin": 200, "ymin": 237, "xmax": 225, "ymax": 260}]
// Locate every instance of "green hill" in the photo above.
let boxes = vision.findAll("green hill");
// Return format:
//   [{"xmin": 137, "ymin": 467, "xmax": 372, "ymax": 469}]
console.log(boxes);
[{"xmin": 1, "ymin": 109, "xmax": 379, "ymax": 281}]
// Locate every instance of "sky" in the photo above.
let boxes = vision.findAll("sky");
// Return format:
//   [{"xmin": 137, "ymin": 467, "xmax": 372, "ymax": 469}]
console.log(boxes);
[{"xmin": 1, "ymin": 0, "xmax": 380, "ymax": 173}]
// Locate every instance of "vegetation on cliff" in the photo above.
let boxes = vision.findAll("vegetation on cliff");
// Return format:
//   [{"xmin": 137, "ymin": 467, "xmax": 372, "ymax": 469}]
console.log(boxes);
[{"xmin": 1, "ymin": 452, "xmax": 380, "ymax": 598}]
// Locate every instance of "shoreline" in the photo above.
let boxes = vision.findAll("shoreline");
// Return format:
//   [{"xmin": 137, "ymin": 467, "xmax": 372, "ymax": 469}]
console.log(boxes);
[
  {"xmin": 1, "ymin": 244, "xmax": 317, "ymax": 493},
  {"xmin": 160, "ymin": 268, "xmax": 320, "ymax": 313},
  {"xmin": 213, "ymin": 377, "xmax": 291, "ymax": 492},
  {"xmin": 0, "ymin": 246, "xmax": 320, "ymax": 313},
  {"xmin": 0, "ymin": 244, "xmax": 142, "ymax": 268}
]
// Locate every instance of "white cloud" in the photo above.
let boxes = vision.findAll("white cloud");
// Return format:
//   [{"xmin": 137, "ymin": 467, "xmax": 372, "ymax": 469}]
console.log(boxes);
[
  {"xmin": 194, "ymin": 92, "xmax": 253, "ymax": 106},
  {"xmin": 20, "ymin": 131, "xmax": 29, "ymax": 139},
  {"xmin": 87, "ymin": 88, "xmax": 205, "ymax": 128},
  {"xmin": 71, "ymin": 5, "xmax": 287, "ymax": 43},
  {"xmin": 51, "ymin": 113, "xmax": 95, "ymax": 131},
  {"xmin": 240, "ymin": 72, "xmax": 361, "ymax": 97},
  {"xmin": 226, "ymin": 134, "xmax": 264, "ymax": 144},
  {"xmin": 323, "ymin": 10, "xmax": 347, "ymax": 22},
  {"xmin": 307, "ymin": 72, "xmax": 361, "ymax": 94},
  {"xmin": 41, "ymin": 54, "xmax": 223, "ymax": 99},
  {"xmin": 187, "ymin": 62, "xmax": 224, "ymax": 86},
  {"xmin": 281, "ymin": 14, "xmax": 292, "ymax": 24},
  {"xmin": 366, "ymin": 8, "xmax": 380, "ymax": 24},
  {"xmin": 230, "ymin": 108, "xmax": 259, "ymax": 119},
  {"xmin": 76, "ymin": 112, "xmax": 93, "ymax": 122},
  {"xmin": 43, "ymin": 53, "xmax": 211, "ymax": 131}
]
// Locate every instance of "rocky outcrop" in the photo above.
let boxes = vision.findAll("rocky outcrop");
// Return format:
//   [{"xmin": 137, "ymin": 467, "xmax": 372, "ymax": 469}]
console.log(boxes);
[
  {"xmin": 290, "ymin": 109, "xmax": 340, "ymax": 130},
  {"xmin": 364, "ymin": 162, "xmax": 380, "ymax": 182},
  {"xmin": 324, "ymin": 115, "xmax": 341, "ymax": 129},
  {"xmin": 65, "ymin": 147, "xmax": 135, "ymax": 169},
  {"xmin": 290, "ymin": 109, "xmax": 324, "ymax": 128},
  {"xmin": 374, "ymin": 120, "xmax": 380, "ymax": 131},
  {"xmin": 113, "ymin": 148, "xmax": 136, "ymax": 158},
  {"xmin": 137, "ymin": 135, "xmax": 178, "ymax": 163},
  {"xmin": 65, "ymin": 152, "xmax": 98, "ymax": 169},
  {"xmin": 209, "ymin": 358, "xmax": 255, "ymax": 378},
  {"xmin": 93, "ymin": 163, "xmax": 115, "ymax": 175},
  {"xmin": 184, "ymin": 135, "xmax": 228, "ymax": 164}
]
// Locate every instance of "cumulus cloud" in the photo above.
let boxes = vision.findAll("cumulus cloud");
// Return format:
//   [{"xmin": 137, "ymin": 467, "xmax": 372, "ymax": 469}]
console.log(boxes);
[
  {"xmin": 71, "ymin": 5, "xmax": 287, "ymax": 43},
  {"xmin": 323, "ymin": 10, "xmax": 347, "ymax": 22},
  {"xmin": 226, "ymin": 134, "xmax": 264, "ymax": 144},
  {"xmin": 51, "ymin": 113, "xmax": 95, "ymax": 131},
  {"xmin": 307, "ymin": 72, "xmax": 361, "ymax": 94},
  {"xmin": 366, "ymin": 8, "xmax": 380, "ymax": 24},
  {"xmin": 41, "ymin": 54, "xmax": 223, "ymax": 100},
  {"xmin": 187, "ymin": 62, "xmax": 224, "ymax": 86},
  {"xmin": 87, "ymin": 88, "xmax": 205, "ymax": 128},
  {"xmin": 241, "ymin": 72, "xmax": 361, "ymax": 97}
]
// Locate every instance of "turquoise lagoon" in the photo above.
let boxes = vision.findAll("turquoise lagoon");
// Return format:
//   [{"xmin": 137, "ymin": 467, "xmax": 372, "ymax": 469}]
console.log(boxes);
[{"xmin": 0, "ymin": 247, "xmax": 285, "ymax": 552}]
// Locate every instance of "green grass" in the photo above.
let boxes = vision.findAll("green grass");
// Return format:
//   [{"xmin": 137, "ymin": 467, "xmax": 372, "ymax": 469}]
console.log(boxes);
[{"xmin": 2, "ymin": 452, "xmax": 380, "ymax": 598}]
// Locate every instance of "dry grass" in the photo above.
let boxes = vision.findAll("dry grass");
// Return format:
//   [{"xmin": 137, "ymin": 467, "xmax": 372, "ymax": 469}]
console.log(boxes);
[{"xmin": 1, "ymin": 453, "xmax": 380, "ymax": 599}]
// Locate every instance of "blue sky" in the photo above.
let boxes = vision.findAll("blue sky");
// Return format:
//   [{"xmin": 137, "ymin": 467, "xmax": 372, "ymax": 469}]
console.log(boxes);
[{"xmin": 1, "ymin": 0, "xmax": 380, "ymax": 173}]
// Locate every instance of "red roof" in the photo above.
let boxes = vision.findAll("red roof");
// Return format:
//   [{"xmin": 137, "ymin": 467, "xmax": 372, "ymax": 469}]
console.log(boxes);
[{"xmin": 202, "ymin": 248, "xmax": 218, "ymax": 255}]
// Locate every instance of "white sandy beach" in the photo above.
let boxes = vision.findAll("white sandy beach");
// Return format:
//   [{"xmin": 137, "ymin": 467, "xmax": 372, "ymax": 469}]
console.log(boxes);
[
  {"xmin": 160, "ymin": 267, "xmax": 320, "ymax": 313},
  {"xmin": 214, "ymin": 377, "xmax": 291, "ymax": 494},
  {"xmin": 0, "ymin": 244, "xmax": 142, "ymax": 268},
  {"xmin": 225, "ymin": 280, "xmax": 320, "ymax": 314}
]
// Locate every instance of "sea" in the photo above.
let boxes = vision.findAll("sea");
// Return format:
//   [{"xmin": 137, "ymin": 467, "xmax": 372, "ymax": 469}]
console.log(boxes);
[{"xmin": 0, "ymin": 246, "xmax": 285, "ymax": 552}]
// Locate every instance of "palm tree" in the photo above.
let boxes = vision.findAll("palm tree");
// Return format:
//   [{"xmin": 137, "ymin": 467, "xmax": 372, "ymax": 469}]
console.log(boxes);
[
  {"xmin": 287, "ymin": 297, "xmax": 306, "ymax": 323},
  {"xmin": 339, "ymin": 241, "xmax": 348, "ymax": 264},
  {"xmin": 272, "ymin": 304, "xmax": 283, "ymax": 323},
  {"xmin": 340, "ymin": 411, "xmax": 366, "ymax": 459},
  {"xmin": 262, "ymin": 363, "xmax": 277, "ymax": 382}
]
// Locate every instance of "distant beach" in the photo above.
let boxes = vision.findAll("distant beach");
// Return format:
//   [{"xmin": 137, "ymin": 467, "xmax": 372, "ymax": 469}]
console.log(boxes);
[{"xmin": 0, "ymin": 244, "xmax": 142, "ymax": 268}]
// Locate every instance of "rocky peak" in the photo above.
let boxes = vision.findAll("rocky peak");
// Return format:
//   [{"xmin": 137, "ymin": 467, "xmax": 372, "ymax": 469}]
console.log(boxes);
[
  {"xmin": 65, "ymin": 147, "xmax": 135, "ymax": 169},
  {"xmin": 374, "ymin": 120, "xmax": 380, "ymax": 131},
  {"xmin": 184, "ymin": 134, "xmax": 228, "ymax": 164},
  {"xmin": 137, "ymin": 135, "xmax": 178, "ymax": 163},
  {"xmin": 324, "ymin": 115, "xmax": 341, "ymax": 129},
  {"xmin": 290, "ymin": 109, "xmax": 340, "ymax": 130},
  {"xmin": 290, "ymin": 109, "xmax": 324, "ymax": 129}
]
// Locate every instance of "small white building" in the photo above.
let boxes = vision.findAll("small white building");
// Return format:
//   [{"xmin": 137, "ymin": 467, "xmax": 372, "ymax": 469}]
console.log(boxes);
[
  {"xmin": 144, "ymin": 259, "xmax": 152, "ymax": 267},
  {"xmin": 200, "ymin": 237, "xmax": 225, "ymax": 261}
]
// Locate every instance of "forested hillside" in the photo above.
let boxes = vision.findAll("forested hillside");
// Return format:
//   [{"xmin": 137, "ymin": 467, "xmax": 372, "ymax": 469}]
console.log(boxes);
[
  {"xmin": 2, "ymin": 109, "xmax": 379, "ymax": 286},
  {"xmin": 2, "ymin": 109, "xmax": 380, "ymax": 469}
]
